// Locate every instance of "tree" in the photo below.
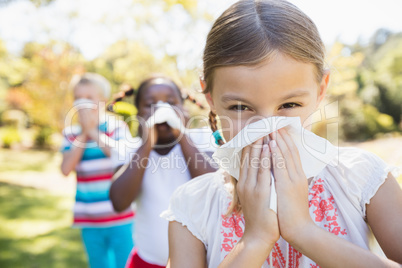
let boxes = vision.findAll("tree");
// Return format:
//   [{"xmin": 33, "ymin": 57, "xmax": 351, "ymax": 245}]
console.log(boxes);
[
  {"xmin": 11, "ymin": 41, "xmax": 86, "ymax": 132},
  {"xmin": 325, "ymin": 35, "xmax": 400, "ymax": 141},
  {"xmin": 359, "ymin": 31, "xmax": 402, "ymax": 125}
]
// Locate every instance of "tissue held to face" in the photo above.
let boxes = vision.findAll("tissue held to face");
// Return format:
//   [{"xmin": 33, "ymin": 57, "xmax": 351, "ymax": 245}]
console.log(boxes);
[
  {"xmin": 207, "ymin": 53, "xmax": 328, "ymax": 143},
  {"xmin": 136, "ymin": 83, "xmax": 184, "ymax": 144}
]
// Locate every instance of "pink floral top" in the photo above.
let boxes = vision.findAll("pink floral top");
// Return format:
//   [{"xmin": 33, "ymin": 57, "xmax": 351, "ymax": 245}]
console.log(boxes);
[{"xmin": 161, "ymin": 147, "xmax": 399, "ymax": 268}]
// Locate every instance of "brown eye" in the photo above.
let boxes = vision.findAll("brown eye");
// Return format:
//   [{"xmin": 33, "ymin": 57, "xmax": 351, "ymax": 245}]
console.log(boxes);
[
  {"xmin": 280, "ymin": 103, "xmax": 300, "ymax": 109},
  {"xmin": 229, "ymin": 105, "xmax": 250, "ymax": 111}
]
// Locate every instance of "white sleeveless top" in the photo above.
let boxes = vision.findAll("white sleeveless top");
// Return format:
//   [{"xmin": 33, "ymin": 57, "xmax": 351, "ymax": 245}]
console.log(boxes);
[{"xmin": 161, "ymin": 147, "xmax": 399, "ymax": 268}]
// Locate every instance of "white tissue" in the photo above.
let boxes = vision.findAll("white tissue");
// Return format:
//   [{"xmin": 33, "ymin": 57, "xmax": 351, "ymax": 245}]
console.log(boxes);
[
  {"xmin": 73, "ymin": 98, "xmax": 107, "ymax": 121},
  {"xmin": 212, "ymin": 116, "xmax": 338, "ymax": 212},
  {"xmin": 145, "ymin": 101, "xmax": 185, "ymax": 132},
  {"xmin": 73, "ymin": 98, "xmax": 96, "ymax": 108}
]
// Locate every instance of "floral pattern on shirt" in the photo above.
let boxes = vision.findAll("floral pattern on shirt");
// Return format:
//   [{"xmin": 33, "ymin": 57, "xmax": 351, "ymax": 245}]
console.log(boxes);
[
  {"xmin": 219, "ymin": 177, "xmax": 349, "ymax": 267},
  {"xmin": 266, "ymin": 242, "xmax": 303, "ymax": 268},
  {"xmin": 221, "ymin": 212, "xmax": 245, "ymax": 253},
  {"xmin": 309, "ymin": 178, "xmax": 347, "ymax": 236}
]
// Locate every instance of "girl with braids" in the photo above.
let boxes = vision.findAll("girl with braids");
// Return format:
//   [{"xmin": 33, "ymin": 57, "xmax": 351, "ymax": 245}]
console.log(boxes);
[
  {"xmin": 109, "ymin": 75, "xmax": 217, "ymax": 268},
  {"xmin": 162, "ymin": 1, "xmax": 402, "ymax": 267}
]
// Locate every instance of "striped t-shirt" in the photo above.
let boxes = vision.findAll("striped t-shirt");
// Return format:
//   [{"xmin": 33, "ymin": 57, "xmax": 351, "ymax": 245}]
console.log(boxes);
[{"xmin": 61, "ymin": 119, "xmax": 134, "ymax": 228}]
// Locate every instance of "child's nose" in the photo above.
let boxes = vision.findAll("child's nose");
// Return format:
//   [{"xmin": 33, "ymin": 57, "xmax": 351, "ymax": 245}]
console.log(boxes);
[{"xmin": 258, "ymin": 110, "xmax": 276, "ymax": 119}]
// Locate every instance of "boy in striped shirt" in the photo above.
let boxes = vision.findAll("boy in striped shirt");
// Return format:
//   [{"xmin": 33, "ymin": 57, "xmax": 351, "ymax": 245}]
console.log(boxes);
[{"xmin": 61, "ymin": 73, "xmax": 134, "ymax": 268}]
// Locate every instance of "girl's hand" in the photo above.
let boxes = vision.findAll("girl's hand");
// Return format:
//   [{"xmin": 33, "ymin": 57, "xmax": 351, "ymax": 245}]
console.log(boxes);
[
  {"xmin": 269, "ymin": 128, "xmax": 314, "ymax": 245},
  {"xmin": 171, "ymin": 127, "xmax": 182, "ymax": 140},
  {"xmin": 171, "ymin": 107, "xmax": 187, "ymax": 139},
  {"xmin": 237, "ymin": 138, "xmax": 280, "ymax": 249},
  {"xmin": 147, "ymin": 125, "xmax": 158, "ymax": 148}
]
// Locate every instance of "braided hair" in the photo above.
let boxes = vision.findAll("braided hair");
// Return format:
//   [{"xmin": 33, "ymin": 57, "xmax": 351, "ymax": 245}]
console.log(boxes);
[
  {"xmin": 208, "ymin": 111, "xmax": 224, "ymax": 146},
  {"xmin": 108, "ymin": 76, "xmax": 206, "ymax": 113},
  {"xmin": 107, "ymin": 84, "xmax": 134, "ymax": 112}
]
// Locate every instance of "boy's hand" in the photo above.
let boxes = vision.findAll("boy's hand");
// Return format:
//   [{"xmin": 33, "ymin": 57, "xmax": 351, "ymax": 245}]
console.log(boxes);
[
  {"xmin": 79, "ymin": 109, "xmax": 98, "ymax": 135},
  {"xmin": 75, "ymin": 133, "xmax": 88, "ymax": 144}
]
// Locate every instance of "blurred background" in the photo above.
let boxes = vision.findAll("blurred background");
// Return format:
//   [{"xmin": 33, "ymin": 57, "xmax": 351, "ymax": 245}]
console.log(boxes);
[{"xmin": 0, "ymin": 0, "xmax": 401, "ymax": 267}]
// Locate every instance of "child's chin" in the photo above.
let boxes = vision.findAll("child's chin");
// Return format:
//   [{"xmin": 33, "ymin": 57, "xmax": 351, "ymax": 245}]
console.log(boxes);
[{"xmin": 156, "ymin": 137, "xmax": 177, "ymax": 147}]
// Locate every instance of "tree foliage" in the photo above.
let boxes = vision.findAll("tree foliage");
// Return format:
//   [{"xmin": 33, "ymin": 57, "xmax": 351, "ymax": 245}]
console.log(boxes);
[
  {"xmin": 324, "ymin": 30, "xmax": 402, "ymax": 140},
  {"xmin": 0, "ymin": 41, "xmax": 86, "ymax": 132},
  {"xmin": 0, "ymin": 9, "xmax": 400, "ymax": 142}
]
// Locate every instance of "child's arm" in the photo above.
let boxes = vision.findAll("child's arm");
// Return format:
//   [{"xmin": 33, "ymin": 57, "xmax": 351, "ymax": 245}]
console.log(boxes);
[
  {"xmin": 291, "ymin": 222, "xmax": 401, "ymax": 267},
  {"xmin": 60, "ymin": 134, "xmax": 86, "ymax": 176},
  {"xmin": 271, "ymin": 128, "xmax": 402, "ymax": 267},
  {"xmin": 218, "ymin": 236, "xmax": 275, "ymax": 268},
  {"xmin": 109, "ymin": 126, "xmax": 156, "ymax": 212},
  {"xmin": 167, "ymin": 220, "xmax": 277, "ymax": 268},
  {"xmin": 367, "ymin": 173, "xmax": 402, "ymax": 263},
  {"xmin": 167, "ymin": 221, "xmax": 207, "ymax": 268},
  {"xmin": 177, "ymin": 132, "xmax": 217, "ymax": 178},
  {"xmin": 217, "ymin": 140, "xmax": 278, "ymax": 267}
]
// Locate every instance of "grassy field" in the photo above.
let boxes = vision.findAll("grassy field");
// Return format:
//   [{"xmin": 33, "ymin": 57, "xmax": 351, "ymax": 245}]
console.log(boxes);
[
  {"xmin": 0, "ymin": 137, "xmax": 401, "ymax": 267},
  {"xmin": 0, "ymin": 149, "xmax": 59, "ymax": 173},
  {"xmin": 0, "ymin": 148, "xmax": 87, "ymax": 268},
  {"xmin": 0, "ymin": 183, "xmax": 86, "ymax": 268}
]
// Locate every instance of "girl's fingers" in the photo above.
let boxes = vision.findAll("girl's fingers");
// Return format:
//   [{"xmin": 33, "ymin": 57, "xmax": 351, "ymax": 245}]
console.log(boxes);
[
  {"xmin": 278, "ymin": 128, "xmax": 305, "ymax": 177},
  {"xmin": 269, "ymin": 137, "xmax": 290, "ymax": 183},
  {"xmin": 257, "ymin": 143, "xmax": 271, "ymax": 193},
  {"xmin": 238, "ymin": 144, "xmax": 251, "ymax": 188},
  {"xmin": 247, "ymin": 138, "xmax": 263, "ymax": 189},
  {"xmin": 274, "ymin": 130, "xmax": 299, "ymax": 182}
]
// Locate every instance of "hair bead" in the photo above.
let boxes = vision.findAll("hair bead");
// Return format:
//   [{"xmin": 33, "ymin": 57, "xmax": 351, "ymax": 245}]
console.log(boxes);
[{"xmin": 212, "ymin": 130, "xmax": 224, "ymax": 145}]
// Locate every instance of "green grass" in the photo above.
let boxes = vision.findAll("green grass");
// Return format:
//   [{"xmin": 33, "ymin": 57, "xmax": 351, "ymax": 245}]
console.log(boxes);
[
  {"xmin": 0, "ymin": 148, "xmax": 61, "ymax": 173},
  {"xmin": 0, "ymin": 182, "xmax": 87, "ymax": 268}
]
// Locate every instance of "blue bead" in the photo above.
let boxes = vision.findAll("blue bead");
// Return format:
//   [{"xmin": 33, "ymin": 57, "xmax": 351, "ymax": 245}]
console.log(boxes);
[{"xmin": 213, "ymin": 130, "xmax": 223, "ymax": 145}]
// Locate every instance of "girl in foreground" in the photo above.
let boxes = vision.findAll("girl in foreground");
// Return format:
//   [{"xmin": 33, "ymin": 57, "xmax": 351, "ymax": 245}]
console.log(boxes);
[{"xmin": 163, "ymin": 1, "xmax": 402, "ymax": 267}]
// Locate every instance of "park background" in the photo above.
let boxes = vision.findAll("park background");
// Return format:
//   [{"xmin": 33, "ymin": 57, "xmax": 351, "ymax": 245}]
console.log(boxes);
[{"xmin": 0, "ymin": 0, "xmax": 401, "ymax": 267}]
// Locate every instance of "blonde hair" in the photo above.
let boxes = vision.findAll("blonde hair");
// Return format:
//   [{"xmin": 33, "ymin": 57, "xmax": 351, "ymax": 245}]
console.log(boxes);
[
  {"xmin": 202, "ymin": 0, "xmax": 326, "ymax": 215},
  {"xmin": 70, "ymin": 73, "xmax": 111, "ymax": 99}
]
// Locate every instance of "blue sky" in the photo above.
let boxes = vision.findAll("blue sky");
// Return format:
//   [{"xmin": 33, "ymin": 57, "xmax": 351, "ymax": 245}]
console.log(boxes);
[{"xmin": 0, "ymin": 0, "xmax": 401, "ymax": 70}]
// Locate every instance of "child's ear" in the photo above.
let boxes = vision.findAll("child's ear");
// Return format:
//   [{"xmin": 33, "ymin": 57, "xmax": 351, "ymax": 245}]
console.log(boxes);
[
  {"xmin": 200, "ymin": 78, "xmax": 216, "ymax": 111},
  {"xmin": 205, "ymin": 92, "xmax": 215, "ymax": 111},
  {"xmin": 317, "ymin": 70, "xmax": 330, "ymax": 105},
  {"xmin": 199, "ymin": 78, "xmax": 207, "ymax": 92}
]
